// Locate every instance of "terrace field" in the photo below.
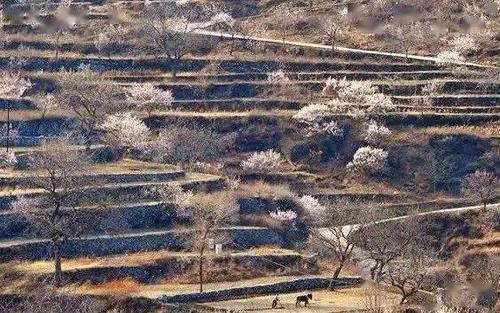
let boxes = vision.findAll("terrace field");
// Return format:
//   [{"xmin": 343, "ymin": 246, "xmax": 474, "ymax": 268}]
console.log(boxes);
[{"xmin": 0, "ymin": 1, "xmax": 498, "ymax": 312}]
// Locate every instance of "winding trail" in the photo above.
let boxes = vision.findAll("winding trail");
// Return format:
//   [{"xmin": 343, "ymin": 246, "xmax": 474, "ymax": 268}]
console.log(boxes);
[
  {"xmin": 320, "ymin": 202, "xmax": 500, "ymax": 237},
  {"xmin": 194, "ymin": 29, "xmax": 497, "ymax": 69}
]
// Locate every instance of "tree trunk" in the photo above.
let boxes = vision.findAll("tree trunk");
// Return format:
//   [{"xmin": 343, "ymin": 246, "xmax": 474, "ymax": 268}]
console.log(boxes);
[
  {"xmin": 199, "ymin": 248, "xmax": 205, "ymax": 293},
  {"xmin": 328, "ymin": 264, "xmax": 343, "ymax": 290},
  {"xmin": 6, "ymin": 105, "xmax": 10, "ymax": 153},
  {"xmin": 53, "ymin": 242, "xmax": 62, "ymax": 287},
  {"xmin": 400, "ymin": 292, "xmax": 408, "ymax": 304},
  {"xmin": 171, "ymin": 59, "xmax": 178, "ymax": 79},
  {"xmin": 56, "ymin": 33, "xmax": 61, "ymax": 61}
]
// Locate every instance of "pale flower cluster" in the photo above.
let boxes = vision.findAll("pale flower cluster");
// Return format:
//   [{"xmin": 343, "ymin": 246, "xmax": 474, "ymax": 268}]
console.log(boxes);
[
  {"xmin": 267, "ymin": 69, "xmax": 290, "ymax": 84},
  {"xmin": 436, "ymin": 34, "xmax": 477, "ymax": 64},
  {"xmin": 322, "ymin": 77, "xmax": 394, "ymax": 116},
  {"xmin": 0, "ymin": 152, "xmax": 17, "ymax": 169},
  {"xmin": 422, "ymin": 81, "xmax": 443, "ymax": 96},
  {"xmin": 364, "ymin": 120, "xmax": 392, "ymax": 145},
  {"xmin": 100, "ymin": 112, "xmax": 150, "ymax": 147},
  {"xmin": 346, "ymin": 146, "xmax": 388, "ymax": 173},
  {"xmin": 436, "ymin": 50, "xmax": 465, "ymax": 64},
  {"xmin": 126, "ymin": 83, "xmax": 174, "ymax": 114},
  {"xmin": 241, "ymin": 149, "xmax": 284, "ymax": 173},
  {"xmin": 450, "ymin": 34, "xmax": 478, "ymax": 54},
  {"xmin": 0, "ymin": 71, "xmax": 31, "ymax": 99},
  {"xmin": 157, "ymin": 183, "xmax": 193, "ymax": 210},
  {"xmin": 270, "ymin": 209, "xmax": 297, "ymax": 222},
  {"xmin": 292, "ymin": 104, "xmax": 343, "ymax": 137},
  {"xmin": 298, "ymin": 195, "xmax": 325, "ymax": 213}
]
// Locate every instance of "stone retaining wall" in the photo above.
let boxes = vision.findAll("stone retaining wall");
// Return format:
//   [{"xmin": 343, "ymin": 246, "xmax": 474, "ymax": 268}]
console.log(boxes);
[
  {"xmin": 37, "ymin": 254, "xmax": 312, "ymax": 284},
  {"xmin": 159, "ymin": 277, "xmax": 364, "ymax": 303},
  {"xmin": 0, "ymin": 227, "xmax": 288, "ymax": 261},
  {"xmin": 0, "ymin": 56, "xmax": 440, "ymax": 74}
]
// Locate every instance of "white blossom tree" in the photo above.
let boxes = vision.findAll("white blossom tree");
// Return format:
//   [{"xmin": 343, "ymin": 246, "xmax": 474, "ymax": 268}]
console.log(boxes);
[
  {"xmin": 100, "ymin": 112, "xmax": 150, "ymax": 149},
  {"xmin": 293, "ymin": 104, "xmax": 343, "ymax": 137},
  {"xmin": 33, "ymin": 93, "xmax": 58, "ymax": 120},
  {"xmin": 241, "ymin": 149, "xmax": 284, "ymax": 174},
  {"xmin": 0, "ymin": 71, "xmax": 31, "ymax": 152},
  {"xmin": 11, "ymin": 140, "xmax": 91, "ymax": 287},
  {"xmin": 138, "ymin": 3, "xmax": 211, "ymax": 78},
  {"xmin": 126, "ymin": 83, "xmax": 174, "ymax": 117},
  {"xmin": 347, "ymin": 146, "xmax": 388, "ymax": 174},
  {"xmin": 364, "ymin": 120, "xmax": 391, "ymax": 146},
  {"xmin": 0, "ymin": 151, "xmax": 17, "ymax": 169},
  {"xmin": 270, "ymin": 209, "xmax": 297, "ymax": 222},
  {"xmin": 385, "ymin": 255, "xmax": 435, "ymax": 304},
  {"xmin": 436, "ymin": 50, "xmax": 466, "ymax": 64},
  {"xmin": 54, "ymin": 66, "xmax": 125, "ymax": 149},
  {"xmin": 298, "ymin": 195, "xmax": 326, "ymax": 214},
  {"xmin": 450, "ymin": 34, "xmax": 478, "ymax": 55},
  {"xmin": 322, "ymin": 77, "xmax": 393, "ymax": 116},
  {"xmin": 94, "ymin": 32, "xmax": 110, "ymax": 58}
]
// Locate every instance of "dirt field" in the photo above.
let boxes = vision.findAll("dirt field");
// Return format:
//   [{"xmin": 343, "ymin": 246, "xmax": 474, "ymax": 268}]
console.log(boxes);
[{"xmin": 205, "ymin": 286, "xmax": 401, "ymax": 313}]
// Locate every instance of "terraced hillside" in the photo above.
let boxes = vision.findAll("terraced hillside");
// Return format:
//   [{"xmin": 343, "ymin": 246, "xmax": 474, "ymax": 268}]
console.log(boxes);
[{"xmin": 0, "ymin": 1, "xmax": 499, "ymax": 312}]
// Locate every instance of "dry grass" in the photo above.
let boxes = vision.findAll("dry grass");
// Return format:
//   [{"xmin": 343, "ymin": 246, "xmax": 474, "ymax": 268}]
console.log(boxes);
[
  {"xmin": 64, "ymin": 275, "xmax": 323, "ymax": 298},
  {"xmin": 206, "ymin": 284, "xmax": 402, "ymax": 313},
  {"xmin": 11, "ymin": 248, "xmax": 300, "ymax": 275},
  {"xmin": 235, "ymin": 181, "xmax": 295, "ymax": 198},
  {"xmin": 389, "ymin": 122, "xmax": 500, "ymax": 148}
]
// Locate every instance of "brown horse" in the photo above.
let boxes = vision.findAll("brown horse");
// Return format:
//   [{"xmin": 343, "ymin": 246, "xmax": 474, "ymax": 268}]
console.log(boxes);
[{"xmin": 295, "ymin": 293, "xmax": 312, "ymax": 307}]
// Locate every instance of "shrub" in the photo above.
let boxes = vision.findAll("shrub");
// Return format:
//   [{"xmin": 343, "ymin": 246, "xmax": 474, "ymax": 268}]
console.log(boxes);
[
  {"xmin": 292, "ymin": 104, "xmax": 343, "ymax": 137},
  {"xmin": 146, "ymin": 125, "xmax": 234, "ymax": 166},
  {"xmin": 241, "ymin": 149, "xmax": 284, "ymax": 173},
  {"xmin": 126, "ymin": 83, "xmax": 174, "ymax": 116},
  {"xmin": 269, "ymin": 209, "xmax": 297, "ymax": 222},
  {"xmin": 0, "ymin": 152, "xmax": 17, "ymax": 169},
  {"xmin": 298, "ymin": 195, "xmax": 325, "ymax": 215},
  {"xmin": 364, "ymin": 120, "xmax": 392, "ymax": 145},
  {"xmin": 436, "ymin": 50, "xmax": 465, "ymax": 64},
  {"xmin": 347, "ymin": 146, "xmax": 388, "ymax": 173},
  {"xmin": 450, "ymin": 34, "xmax": 478, "ymax": 54},
  {"xmin": 100, "ymin": 112, "xmax": 150, "ymax": 148}
]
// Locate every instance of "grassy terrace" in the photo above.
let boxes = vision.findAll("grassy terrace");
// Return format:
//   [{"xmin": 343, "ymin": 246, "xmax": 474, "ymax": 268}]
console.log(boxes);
[
  {"xmin": 0, "ymin": 158, "xmax": 180, "ymax": 177},
  {"xmin": 0, "ymin": 172, "xmax": 220, "ymax": 196},
  {"xmin": 9, "ymin": 247, "xmax": 301, "ymax": 275}
]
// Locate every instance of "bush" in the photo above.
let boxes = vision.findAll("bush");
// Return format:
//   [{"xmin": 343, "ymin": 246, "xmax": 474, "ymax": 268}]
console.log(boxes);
[{"xmin": 146, "ymin": 124, "xmax": 235, "ymax": 166}]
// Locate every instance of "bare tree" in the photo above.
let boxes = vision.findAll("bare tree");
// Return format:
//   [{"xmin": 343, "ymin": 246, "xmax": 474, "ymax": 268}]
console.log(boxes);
[
  {"xmin": 11, "ymin": 140, "xmax": 91, "ymax": 287},
  {"xmin": 320, "ymin": 8, "xmax": 348, "ymax": 57},
  {"xmin": 33, "ymin": 93, "xmax": 58, "ymax": 120},
  {"xmin": 137, "ymin": 3, "xmax": 211, "ymax": 78},
  {"xmin": 308, "ymin": 199, "xmax": 368, "ymax": 290},
  {"xmin": 387, "ymin": 21, "xmax": 427, "ymax": 62},
  {"xmin": 273, "ymin": 8, "xmax": 297, "ymax": 45},
  {"xmin": 468, "ymin": 254, "xmax": 500, "ymax": 311},
  {"xmin": 385, "ymin": 253, "xmax": 435, "ymax": 304},
  {"xmin": 159, "ymin": 188, "xmax": 238, "ymax": 293},
  {"xmin": 462, "ymin": 169, "xmax": 499, "ymax": 211},
  {"xmin": 145, "ymin": 124, "xmax": 234, "ymax": 167},
  {"xmin": 53, "ymin": 67, "xmax": 125, "ymax": 149},
  {"xmin": 26, "ymin": 0, "xmax": 84, "ymax": 60},
  {"xmin": 356, "ymin": 217, "xmax": 421, "ymax": 282}
]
